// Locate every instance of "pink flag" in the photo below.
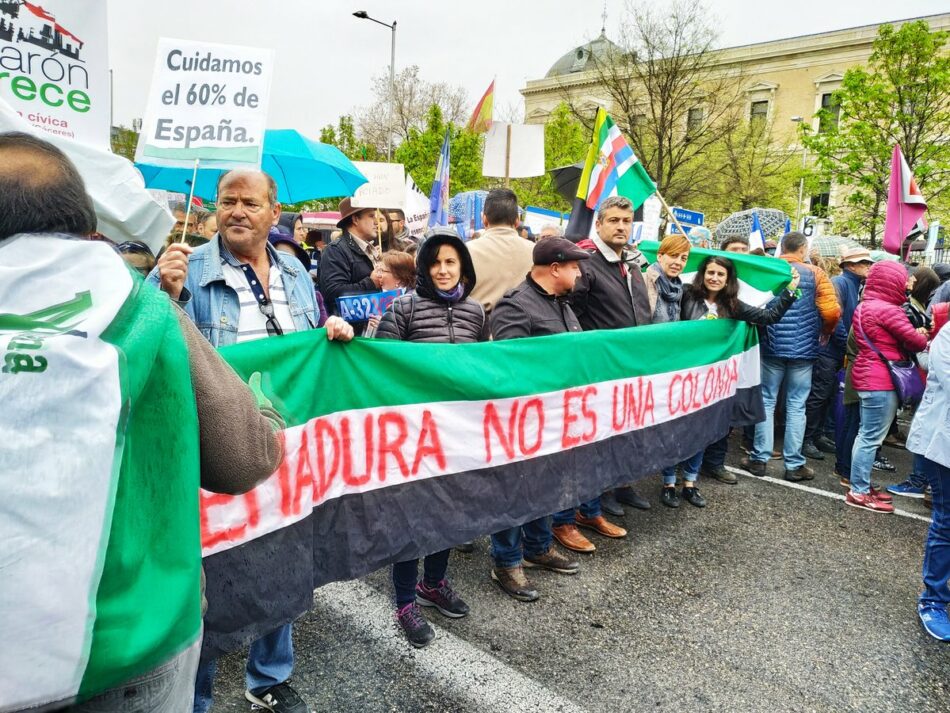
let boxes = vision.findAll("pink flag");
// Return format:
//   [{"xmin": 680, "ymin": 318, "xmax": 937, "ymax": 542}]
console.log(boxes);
[{"xmin": 883, "ymin": 144, "xmax": 927, "ymax": 255}]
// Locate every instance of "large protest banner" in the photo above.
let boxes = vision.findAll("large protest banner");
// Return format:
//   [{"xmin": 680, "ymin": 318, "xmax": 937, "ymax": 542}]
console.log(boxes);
[
  {"xmin": 199, "ymin": 243, "xmax": 789, "ymax": 657},
  {"xmin": 136, "ymin": 38, "xmax": 274, "ymax": 166},
  {"xmin": 0, "ymin": 0, "xmax": 110, "ymax": 147}
]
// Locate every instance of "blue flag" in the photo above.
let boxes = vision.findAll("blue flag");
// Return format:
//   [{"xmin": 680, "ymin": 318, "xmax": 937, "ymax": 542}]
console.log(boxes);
[
  {"xmin": 784, "ymin": 217, "xmax": 792, "ymax": 235},
  {"xmin": 749, "ymin": 211, "xmax": 765, "ymax": 252},
  {"xmin": 428, "ymin": 130, "xmax": 451, "ymax": 228}
]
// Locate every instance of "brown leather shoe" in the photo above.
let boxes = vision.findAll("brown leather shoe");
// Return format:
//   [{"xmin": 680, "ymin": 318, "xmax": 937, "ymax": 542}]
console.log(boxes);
[
  {"xmin": 491, "ymin": 565, "xmax": 539, "ymax": 602},
  {"xmin": 575, "ymin": 514, "xmax": 627, "ymax": 539},
  {"xmin": 523, "ymin": 546, "xmax": 580, "ymax": 575},
  {"xmin": 552, "ymin": 524, "xmax": 596, "ymax": 553}
]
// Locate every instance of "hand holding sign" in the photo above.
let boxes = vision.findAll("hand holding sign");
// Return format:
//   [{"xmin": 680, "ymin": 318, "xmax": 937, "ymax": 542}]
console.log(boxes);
[{"xmin": 156, "ymin": 242, "xmax": 193, "ymax": 300}]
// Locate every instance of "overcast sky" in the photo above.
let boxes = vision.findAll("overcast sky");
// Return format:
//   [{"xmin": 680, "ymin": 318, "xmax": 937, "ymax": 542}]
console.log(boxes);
[{"xmin": 108, "ymin": 0, "xmax": 948, "ymax": 134}]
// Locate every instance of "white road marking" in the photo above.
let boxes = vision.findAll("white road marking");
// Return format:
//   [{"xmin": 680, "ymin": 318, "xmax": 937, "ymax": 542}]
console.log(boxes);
[
  {"xmin": 312, "ymin": 580, "xmax": 587, "ymax": 713},
  {"xmin": 724, "ymin": 465, "xmax": 932, "ymax": 524}
]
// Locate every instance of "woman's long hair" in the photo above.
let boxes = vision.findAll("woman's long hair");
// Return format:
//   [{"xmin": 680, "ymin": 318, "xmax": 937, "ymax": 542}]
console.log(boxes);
[{"xmin": 688, "ymin": 255, "xmax": 740, "ymax": 318}]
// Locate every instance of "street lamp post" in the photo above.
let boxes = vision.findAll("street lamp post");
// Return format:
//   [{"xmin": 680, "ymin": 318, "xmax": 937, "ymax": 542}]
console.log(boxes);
[
  {"xmin": 353, "ymin": 11, "xmax": 397, "ymax": 161},
  {"xmin": 791, "ymin": 116, "xmax": 807, "ymax": 230}
]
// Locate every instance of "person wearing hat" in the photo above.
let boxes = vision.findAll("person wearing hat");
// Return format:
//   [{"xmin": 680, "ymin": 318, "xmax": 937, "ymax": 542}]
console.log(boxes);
[
  {"xmin": 487, "ymin": 238, "xmax": 589, "ymax": 602},
  {"xmin": 318, "ymin": 197, "xmax": 384, "ymax": 332},
  {"xmin": 802, "ymin": 246, "xmax": 873, "ymax": 461}
]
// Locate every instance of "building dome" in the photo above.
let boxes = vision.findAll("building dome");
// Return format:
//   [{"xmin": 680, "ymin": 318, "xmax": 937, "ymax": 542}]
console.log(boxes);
[{"xmin": 545, "ymin": 32, "xmax": 622, "ymax": 78}]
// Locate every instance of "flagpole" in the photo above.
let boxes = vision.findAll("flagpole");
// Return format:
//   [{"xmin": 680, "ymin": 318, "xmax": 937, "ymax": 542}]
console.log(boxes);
[
  {"xmin": 653, "ymin": 190, "xmax": 689, "ymax": 238},
  {"xmin": 504, "ymin": 123, "xmax": 512, "ymax": 188},
  {"xmin": 181, "ymin": 158, "xmax": 200, "ymax": 242}
]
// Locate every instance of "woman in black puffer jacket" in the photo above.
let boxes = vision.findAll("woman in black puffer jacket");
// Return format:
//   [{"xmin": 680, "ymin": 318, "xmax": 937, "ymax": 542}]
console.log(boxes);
[
  {"xmin": 376, "ymin": 228, "xmax": 487, "ymax": 648},
  {"xmin": 376, "ymin": 229, "xmax": 488, "ymax": 343}
]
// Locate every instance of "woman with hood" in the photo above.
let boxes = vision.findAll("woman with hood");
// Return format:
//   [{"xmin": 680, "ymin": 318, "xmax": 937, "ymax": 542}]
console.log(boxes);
[
  {"xmin": 848, "ymin": 261, "xmax": 930, "ymax": 513},
  {"xmin": 375, "ymin": 229, "xmax": 488, "ymax": 648}
]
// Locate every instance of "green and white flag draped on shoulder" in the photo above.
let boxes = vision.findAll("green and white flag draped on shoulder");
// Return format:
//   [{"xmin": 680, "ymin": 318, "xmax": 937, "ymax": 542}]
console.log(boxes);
[
  {"xmin": 0, "ymin": 235, "xmax": 202, "ymax": 711},
  {"xmin": 638, "ymin": 241, "xmax": 793, "ymax": 308}
]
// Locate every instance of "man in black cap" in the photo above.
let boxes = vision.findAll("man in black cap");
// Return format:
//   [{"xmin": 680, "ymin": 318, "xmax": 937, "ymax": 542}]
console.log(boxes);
[
  {"xmin": 319, "ymin": 197, "xmax": 383, "ymax": 332},
  {"xmin": 488, "ymin": 238, "xmax": 590, "ymax": 602}
]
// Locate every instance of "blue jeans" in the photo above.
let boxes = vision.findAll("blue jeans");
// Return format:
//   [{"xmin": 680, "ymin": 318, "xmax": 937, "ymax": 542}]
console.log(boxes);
[
  {"xmin": 553, "ymin": 497, "xmax": 601, "ymax": 526},
  {"xmin": 850, "ymin": 390, "xmax": 899, "ymax": 494},
  {"xmin": 920, "ymin": 457, "xmax": 950, "ymax": 609},
  {"xmin": 834, "ymin": 402, "xmax": 860, "ymax": 477},
  {"xmin": 70, "ymin": 635, "xmax": 201, "ymax": 713},
  {"xmin": 491, "ymin": 517, "xmax": 553, "ymax": 568},
  {"xmin": 193, "ymin": 624, "xmax": 294, "ymax": 713},
  {"xmin": 392, "ymin": 550, "xmax": 450, "ymax": 608},
  {"xmin": 753, "ymin": 358, "xmax": 813, "ymax": 469},
  {"xmin": 662, "ymin": 450, "xmax": 704, "ymax": 486}
]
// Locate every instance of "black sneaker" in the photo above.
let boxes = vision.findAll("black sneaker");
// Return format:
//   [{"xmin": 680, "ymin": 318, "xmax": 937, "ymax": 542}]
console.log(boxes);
[
  {"xmin": 245, "ymin": 681, "xmax": 310, "ymax": 713},
  {"xmin": 873, "ymin": 456, "xmax": 896, "ymax": 473},
  {"xmin": 660, "ymin": 486, "xmax": 680, "ymax": 508},
  {"xmin": 802, "ymin": 441, "xmax": 825, "ymax": 460},
  {"xmin": 615, "ymin": 486, "xmax": 651, "ymax": 510},
  {"xmin": 701, "ymin": 464, "xmax": 737, "ymax": 484},
  {"xmin": 784, "ymin": 464, "xmax": 815, "ymax": 482},
  {"xmin": 396, "ymin": 602, "xmax": 435, "ymax": 648},
  {"xmin": 814, "ymin": 434, "xmax": 837, "ymax": 453},
  {"xmin": 681, "ymin": 486, "xmax": 706, "ymax": 508},
  {"xmin": 740, "ymin": 457, "xmax": 766, "ymax": 477},
  {"xmin": 416, "ymin": 579, "xmax": 470, "ymax": 618},
  {"xmin": 455, "ymin": 541, "xmax": 475, "ymax": 553}
]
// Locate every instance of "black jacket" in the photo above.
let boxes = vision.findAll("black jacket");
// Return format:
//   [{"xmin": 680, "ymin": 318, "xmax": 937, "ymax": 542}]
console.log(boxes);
[
  {"xmin": 569, "ymin": 239, "xmax": 651, "ymax": 330},
  {"xmin": 318, "ymin": 232, "xmax": 376, "ymax": 316},
  {"xmin": 376, "ymin": 231, "xmax": 488, "ymax": 343},
  {"xmin": 491, "ymin": 275, "xmax": 582, "ymax": 341},
  {"xmin": 680, "ymin": 288, "xmax": 796, "ymax": 325}
]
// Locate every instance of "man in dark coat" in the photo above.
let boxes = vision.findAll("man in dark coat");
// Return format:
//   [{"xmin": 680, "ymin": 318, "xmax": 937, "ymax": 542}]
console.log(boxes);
[
  {"xmin": 489, "ymin": 238, "xmax": 589, "ymax": 602},
  {"xmin": 319, "ymin": 197, "xmax": 383, "ymax": 333}
]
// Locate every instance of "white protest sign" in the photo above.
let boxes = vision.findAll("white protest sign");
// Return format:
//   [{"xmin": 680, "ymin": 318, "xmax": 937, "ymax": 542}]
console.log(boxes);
[
  {"xmin": 482, "ymin": 121, "xmax": 544, "ymax": 179},
  {"xmin": 0, "ymin": 0, "xmax": 110, "ymax": 148},
  {"xmin": 136, "ymin": 38, "xmax": 274, "ymax": 167},
  {"xmin": 351, "ymin": 162, "xmax": 405, "ymax": 209},
  {"xmin": 404, "ymin": 174, "xmax": 431, "ymax": 239}
]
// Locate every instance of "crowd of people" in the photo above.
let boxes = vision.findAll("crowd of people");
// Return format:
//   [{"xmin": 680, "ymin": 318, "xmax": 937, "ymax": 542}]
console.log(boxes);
[{"xmin": 3, "ymin": 130, "xmax": 949, "ymax": 713}]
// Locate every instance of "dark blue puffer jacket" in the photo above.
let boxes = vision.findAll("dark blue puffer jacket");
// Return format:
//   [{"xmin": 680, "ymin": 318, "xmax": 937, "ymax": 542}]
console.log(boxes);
[{"xmin": 762, "ymin": 260, "xmax": 824, "ymax": 360}]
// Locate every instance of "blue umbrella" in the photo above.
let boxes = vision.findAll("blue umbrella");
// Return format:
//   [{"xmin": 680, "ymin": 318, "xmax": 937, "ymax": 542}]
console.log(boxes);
[{"xmin": 135, "ymin": 129, "xmax": 367, "ymax": 203}]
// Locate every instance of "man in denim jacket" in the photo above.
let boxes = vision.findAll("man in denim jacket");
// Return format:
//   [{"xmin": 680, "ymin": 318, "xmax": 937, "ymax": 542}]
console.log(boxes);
[{"xmin": 149, "ymin": 169, "xmax": 353, "ymax": 713}]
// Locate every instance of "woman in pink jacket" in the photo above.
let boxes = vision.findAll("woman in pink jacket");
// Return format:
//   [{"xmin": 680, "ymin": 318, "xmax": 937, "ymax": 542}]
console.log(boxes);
[{"xmin": 848, "ymin": 261, "xmax": 930, "ymax": 513}]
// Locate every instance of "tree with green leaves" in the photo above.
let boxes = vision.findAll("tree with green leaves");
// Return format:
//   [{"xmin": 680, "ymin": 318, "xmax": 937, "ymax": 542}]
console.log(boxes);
[
  {"xmin": 318, "ymin": 115, "xmax": 379, "ymax": 162},
  {"xmin": 803, "ymin": 20, "xmax": 950, "ymax": 245},
  {"xmin": 394, "ymin": 105, "xmax": 483, "ymax": 196},
  {"xmin": 691, "ymin": 119, "xmax": 800, "ymax": 222}
]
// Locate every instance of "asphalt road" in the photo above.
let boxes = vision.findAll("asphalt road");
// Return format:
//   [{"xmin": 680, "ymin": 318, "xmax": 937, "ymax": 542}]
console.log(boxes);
[{"xmin": 211, "ymin": 428, "xmax": 948, "ymax": 713}]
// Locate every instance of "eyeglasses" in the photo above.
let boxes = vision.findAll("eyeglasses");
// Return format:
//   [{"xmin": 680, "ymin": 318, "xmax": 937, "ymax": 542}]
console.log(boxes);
[{"xmin": 257, "ymin": 297, "xmax": 284, "ymax": 336}]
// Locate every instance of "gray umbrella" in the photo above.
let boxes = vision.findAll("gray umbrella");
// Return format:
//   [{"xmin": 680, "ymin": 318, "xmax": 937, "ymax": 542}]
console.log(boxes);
[{"xmin": 713, "ymin": 208, "xmax": 791, "ymax": 241}]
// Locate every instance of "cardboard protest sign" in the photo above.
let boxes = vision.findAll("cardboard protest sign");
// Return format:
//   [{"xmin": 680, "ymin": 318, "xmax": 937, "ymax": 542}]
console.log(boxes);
[
  {"xmin": 351, "ymin": 162, "xmax": 405, "ymax": 209},
  {"xmin": 335, "ymin": 289, "xmax": 404, "ymax": 323},
  {"xmin": 482, "ymin": 121, "xmax": 544, "ymax": 179},
  {"xmin": 0, "ymin": 0, "xmax": 110, "ymax": 148},
  {"xmin": 136, "ymin": 38, "xmax": 273, "ymax": 167},
  {"xmin": 404, "ymin": 174, "xmax": 431, "ymax": 239}
]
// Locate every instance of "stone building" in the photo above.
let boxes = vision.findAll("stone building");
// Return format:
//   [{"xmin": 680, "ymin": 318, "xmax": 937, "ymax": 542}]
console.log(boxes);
[{"xmin": 520, "ymin": 12, "xmax": 950, "ymax": 225}]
